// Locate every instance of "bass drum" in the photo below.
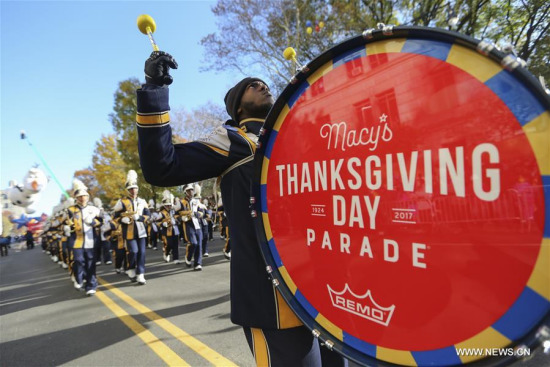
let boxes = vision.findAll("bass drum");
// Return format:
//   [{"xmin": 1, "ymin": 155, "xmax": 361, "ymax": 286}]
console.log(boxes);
[{"xmin": 252, "ymin": 26, "xmax": 550, "ymax": 366}]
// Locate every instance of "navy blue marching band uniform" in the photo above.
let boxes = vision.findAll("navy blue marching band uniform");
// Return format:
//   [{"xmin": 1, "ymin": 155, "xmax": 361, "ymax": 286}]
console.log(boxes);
[
  {"xmin": 156, "ymin": 190, "xmax": 181, "ymax": 263},
  {"xmin": 65, "ymin": 179, "xmax": 102, "ymax": 296},
  {"xmin": 94, "ymin": 198, "xmax": 113, "ymax": 266},
  {"xmin": 113, "ymin": 170, "xmax": 150, "ymax": 285},
  {"xmin": 136, "ymin": 83, "xmax": 354, "ymax": 367},
  {"xmin": 147, "ymin": 199, "xmax": 159, "ymax": 250},
  {"xmin": 175, "ymin": 185, "xmax": 203, "ymax": 270},
  {"xmin": 199, "ymin": 198, "xmax": 211, "ymax": 256},
  {"xmin": 136, "ymin": 59, "xmax": 348, "ymax": 365}
]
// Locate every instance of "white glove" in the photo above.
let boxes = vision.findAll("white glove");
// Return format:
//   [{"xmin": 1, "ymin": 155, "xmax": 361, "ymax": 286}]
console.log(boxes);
[
  {"xmin": 63, "ymin": 225, "xmax": 71, "ymax": 237},
  {"xmin": 162, "ymin": 222, "xmax": 168, "ymax": 228},
  {"xmin": 133, "ymin": 213, "xmax": 140, "ymax": 221},
  {"xmin": 121, "ymin": 217, "xmax": 131, "ymax": 224},
  {"xmin": 84, "ymin": 216, "xmax": 94, "ymax": 225}
]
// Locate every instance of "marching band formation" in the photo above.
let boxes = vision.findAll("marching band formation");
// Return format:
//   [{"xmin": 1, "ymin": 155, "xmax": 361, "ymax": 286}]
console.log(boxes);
[{"xmin": 38, "ymin": 170, "xmax": 229, "ymax": 296}]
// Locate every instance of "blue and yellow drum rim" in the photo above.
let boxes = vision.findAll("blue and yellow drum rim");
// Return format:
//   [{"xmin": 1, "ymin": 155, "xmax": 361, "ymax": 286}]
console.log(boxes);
[{"xmin": 256, "ymin": 29, "xmax": 549, "ymax": 367}]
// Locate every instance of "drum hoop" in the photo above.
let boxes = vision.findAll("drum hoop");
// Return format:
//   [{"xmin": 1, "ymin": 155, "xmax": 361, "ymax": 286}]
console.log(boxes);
[{"xmin": 252, "ymin": 25, "xmax": 550, "ymax": 366}]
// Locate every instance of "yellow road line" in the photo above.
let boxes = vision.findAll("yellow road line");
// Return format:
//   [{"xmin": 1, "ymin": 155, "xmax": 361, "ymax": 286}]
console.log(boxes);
[
  {"xmin": 95, "ymin": 288, "xmax": 190, "ymax": 367},
  {"xmin": 98, "ymin": 276, "xmax": 238, "ymax": 367}
]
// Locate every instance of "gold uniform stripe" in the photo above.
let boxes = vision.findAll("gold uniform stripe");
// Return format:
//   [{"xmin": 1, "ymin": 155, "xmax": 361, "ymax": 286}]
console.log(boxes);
[
  {"xmin": 454, "ymin": 326, "xmax": 511, "ymax": 364},
  {"xmin": 136, "ymin": 112, "xmax": 170, "ymax": 125},
  {"xmin": 522, "ymin": 111, "xmax": 550, "ymax": 175},
  {"xmin": 236, "ymin": 128, "xmax": 256, "ymax": 154},
  {"xmin": 527, "ymin": 238, "xmax": 550, "ymax": 301},
  {"xmin": 251, "ymin": 328, "xmax": 270, "ymax": 367},
  {"xmin": 200, "ymin": 142, "xmax": 230, "ymax": 157},
  {"xmin": 366, "ymin": 39, "xmax": 406, "ymax": 55},
  {"xmin": 274, "ymin": 289, "xmax": 302, "ymax": 328},
  {"xmin": 446, "ymin": 44, "xmax": 502, "ymax": 83},
  {"xmin": 376, "ymin": 347, "xmax": 417, "ymax": 366}
]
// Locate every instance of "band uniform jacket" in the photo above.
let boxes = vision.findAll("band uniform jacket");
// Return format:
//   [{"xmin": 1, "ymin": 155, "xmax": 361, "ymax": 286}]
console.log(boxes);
[
  {"xmin": 158, "ymin": 207, "xmax": 180, "ymax": 237},
  {"xmin": 136, "ymin": 84, "xmax": 301, "ymax": 330},
  {"xmin": 113, "ymin": 197, "xmax": 151, "ymax": 240},
  {"xmin": 66, "ymin": 204, "xmax": 101, "ymax": 249}
]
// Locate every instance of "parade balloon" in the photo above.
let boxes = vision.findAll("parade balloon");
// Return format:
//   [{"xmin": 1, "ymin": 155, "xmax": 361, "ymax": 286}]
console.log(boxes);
[
  {"xmin": 6, "ymin": 167, "xmax": 49, "ymax": 214},
  {"xmin": 307, "ymin": 27, "xmax": 313, "ymax": 35}
]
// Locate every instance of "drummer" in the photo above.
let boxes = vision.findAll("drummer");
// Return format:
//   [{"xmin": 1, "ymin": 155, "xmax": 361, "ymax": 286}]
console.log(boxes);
[{"xmin": 135, "ymin": 51, "xmax": 347, "ymax": 367}]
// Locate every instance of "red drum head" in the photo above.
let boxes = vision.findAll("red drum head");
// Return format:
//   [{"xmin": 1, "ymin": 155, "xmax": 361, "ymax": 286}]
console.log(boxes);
[{"xmin": 252, "ymin": 26, "xmax": 549, "ymax": 366}]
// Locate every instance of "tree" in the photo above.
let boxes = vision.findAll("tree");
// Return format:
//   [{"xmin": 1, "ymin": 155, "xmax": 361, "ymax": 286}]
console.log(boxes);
[
  {"xmin": 201, "ymin": 0, "xmax": 549, "ymax": 89},
  {"xmin": 91, "ymin": 134, "xmax": 128, "ymax": 207},
  {"xmin": 73, "ymin": 169, "xmax": 101, "ymax": 200},
  {"xmin": 170, "ymin": 102, "xmax": 226, "ymax": 200},
  {"xmin": 109, "ymin": 78, "xmax": 165, "ymax": 201},
  {"xmin": 171, "ymin": 101, "xmax": 227, "ymax": 141}
]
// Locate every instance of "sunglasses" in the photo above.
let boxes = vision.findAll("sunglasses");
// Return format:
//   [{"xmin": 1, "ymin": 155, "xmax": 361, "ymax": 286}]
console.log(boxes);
[{"xmin": 247, "ymin": 81, "xmax": 270, "ymax": 91}]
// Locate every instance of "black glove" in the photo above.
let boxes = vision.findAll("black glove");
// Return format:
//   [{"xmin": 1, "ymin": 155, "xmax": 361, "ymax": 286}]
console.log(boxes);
[{"xmin": 144, "ymin": 51, "xmax": 178, "ymax": 86}]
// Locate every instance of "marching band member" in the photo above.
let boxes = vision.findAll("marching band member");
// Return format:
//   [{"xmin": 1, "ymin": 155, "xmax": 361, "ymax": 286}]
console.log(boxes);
[
  {"xmin": 113, "ymin": 170, "xmax": 150, "ymax": 285},
  {"xmin": 200, "ymin": 198, "xmax": 212, "ymax": 256},
  {"xmin": 94, "ymin": 198, "xmax": 113, "ymax": 266},
  {"xmin": 157, "ymin": 190, "xmax": 181, "ymax": 264},
  {"xmin": 146, "ymin": 199, "xmax": 159, "ymax": 250},
  {"xmin": 193, "ymin": 185, "xmax": 210, "ymax": 258},
  {"xmin": 109, "ymin": 216, "xmax": 127, "ymax": 274},
  {"xmin": 65, "ymin": 179, "xmax": 102, "ymax": 296},
  {"xmin": 62, "ymin": 197, "xmax": 76, "ymax": 279},
  {"xmin": 177, "ymin": 184, "xmax": 202, "ymax": 271},
  {"xmin": 217, "ymin": 203, "xmax": 231, "ymax": 260},
  {"xmin": 136, "ymin": 55, "xmax": 347, "ymax": 366}
]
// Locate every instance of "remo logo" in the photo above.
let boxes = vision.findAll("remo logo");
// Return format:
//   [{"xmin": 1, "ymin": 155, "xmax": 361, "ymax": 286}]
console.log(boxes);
[{"xmin": 259, "ymin": 39, "xmax": 548, "ymax": 359}]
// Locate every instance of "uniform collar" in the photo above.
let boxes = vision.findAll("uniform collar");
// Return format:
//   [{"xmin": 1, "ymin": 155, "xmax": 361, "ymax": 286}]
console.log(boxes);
[{"xmin": 238, "ymin": 118, "xmax": 264, "ymax": 135}]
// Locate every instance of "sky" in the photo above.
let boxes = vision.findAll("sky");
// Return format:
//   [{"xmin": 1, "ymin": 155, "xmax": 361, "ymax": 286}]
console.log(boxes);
[{"xmin": 1, "ymin": 0, "xmax": 242, "ymax": 216}]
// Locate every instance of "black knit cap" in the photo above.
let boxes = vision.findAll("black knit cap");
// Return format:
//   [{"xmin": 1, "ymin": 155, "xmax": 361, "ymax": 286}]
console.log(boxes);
[{"xmin": 224, "ymin": 77, "xmax": 266, "ymax": 123}]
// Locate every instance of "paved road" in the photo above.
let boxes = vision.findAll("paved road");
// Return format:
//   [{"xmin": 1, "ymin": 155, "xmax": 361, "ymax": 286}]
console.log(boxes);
[
  {"xmin": 1, "ymin": 238, "xmax": 254, "ymax": 367},
  {"xmin": 1, "ymin": 239, "xmax": 548, "ymax": 367}
]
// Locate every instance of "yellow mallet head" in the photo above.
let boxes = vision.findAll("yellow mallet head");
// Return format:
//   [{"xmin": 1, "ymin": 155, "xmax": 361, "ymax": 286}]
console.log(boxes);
[
  {"xmin": 283, "ymin": 47, "xmax": 296, "ymax": 61},
  {"xmin": 137, "ymin": 14, "xmax": 156, "ymax": 35}
]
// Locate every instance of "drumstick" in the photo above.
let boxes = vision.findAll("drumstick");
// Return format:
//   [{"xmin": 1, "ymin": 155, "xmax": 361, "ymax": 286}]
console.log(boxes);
[
  {"xmin": 137, "ymin": 14, "xmax": 159, "ymax": 51},
  {"xmin": 283, "ymin": 47, "xmax": 309, "ymax": 73}
]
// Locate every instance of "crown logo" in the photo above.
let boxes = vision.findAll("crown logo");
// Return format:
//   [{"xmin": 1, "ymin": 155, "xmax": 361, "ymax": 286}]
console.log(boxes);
[{"xmin": 327, "ymin": 284, "xmax": 396, "ymax": 327}]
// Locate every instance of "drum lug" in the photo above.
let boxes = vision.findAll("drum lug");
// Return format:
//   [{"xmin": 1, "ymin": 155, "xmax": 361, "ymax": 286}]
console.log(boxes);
[
  {"xmin": 272, "ymin": 278, "xmax": 279, "ymax": 286},
  {"xmin": 476, "ymin": 41, "xmax": 495, "ymax": 56},
  {"xmin": 250, "ymin": 210, "xmax": 257, "ymax": 218},
  {"xmin": 536, "ymin": 325, "xmax": 550, "ymax": 354},
  {"xmin": 501, "ymin": 54, "xmax": 527, "ymax": 71},
  {"xmin": 362, "ymin": 28, "xmax": 375, "ymax": 39},
  {"xmin": 376, "ymin": 22, "xmax": 394, "ymax": 36},
  {"xmin": 266, "ymin": 265, "xmax": 273, "ymax": 274},
  {"xmin": 324, "ymin": 340, "xmax": 334, "ymax": 351},
  {"xmin": 259, "ymin": 127, "xmax": 266, "ymax": 136},
  {"xmin": 312, "ymin": 329, "xmax": 320, "ymax": 338},
  {"xmin": 250, "ymin": 196, "xmax": 256, "ymax": 204}
]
